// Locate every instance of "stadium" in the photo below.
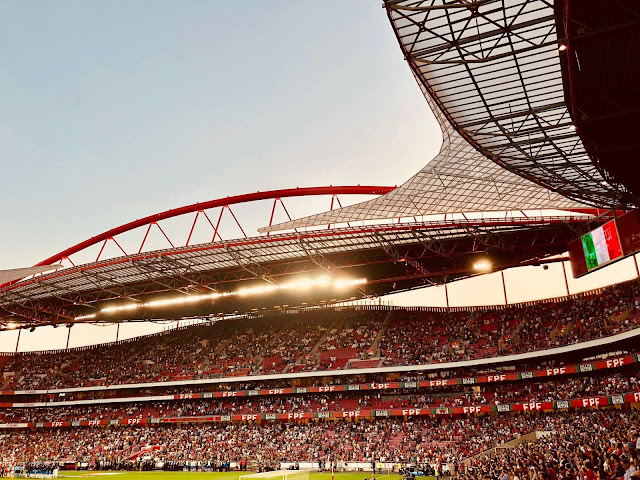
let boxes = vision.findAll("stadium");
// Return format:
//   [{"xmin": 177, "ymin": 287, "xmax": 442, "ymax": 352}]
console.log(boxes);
[{"xmin": 1, "ymin": 1, "xmax": 639, "ymax": 479}]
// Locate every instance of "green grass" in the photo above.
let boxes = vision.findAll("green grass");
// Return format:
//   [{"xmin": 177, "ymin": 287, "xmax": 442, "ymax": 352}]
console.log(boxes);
[{"xmin": 56, "ymin": 471, "xmax": 437, "ymax": 480}]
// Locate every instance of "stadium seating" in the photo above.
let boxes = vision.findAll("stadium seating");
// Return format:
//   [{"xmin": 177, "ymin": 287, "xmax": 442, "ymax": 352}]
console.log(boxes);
[
  {"xmin": 0, "ymin": 278, "xmax": 640, "ymax": 477},
  {"xmin": 0, "ymin": 409, "xmax": 638, "ymax": 478},
  {"xmin": 0, "ymin": 370, "xmax": 637, "ymax": 424},
  {"xmin": 2, "ymin": 277, "xmax": 640, "ymax": 391}
]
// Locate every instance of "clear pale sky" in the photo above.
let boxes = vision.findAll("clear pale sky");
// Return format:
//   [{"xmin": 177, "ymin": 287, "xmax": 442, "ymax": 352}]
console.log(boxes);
[{"xmin": 0, "ymin": 1, "xmax": 636, "ymax": 351}]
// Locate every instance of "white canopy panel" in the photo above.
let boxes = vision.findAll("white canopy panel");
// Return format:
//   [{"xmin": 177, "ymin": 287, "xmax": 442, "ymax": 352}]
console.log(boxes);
[
  {"xmin": 260, "ymin": 84, "xmax": 587, "ymax": 233},
  {"xmin": 0, "ymin": 265, "xmax": 62, "ymax": 286},
  {"xmin": 260, "ymin": 0, "xmax": 622, "ymax": 233}
]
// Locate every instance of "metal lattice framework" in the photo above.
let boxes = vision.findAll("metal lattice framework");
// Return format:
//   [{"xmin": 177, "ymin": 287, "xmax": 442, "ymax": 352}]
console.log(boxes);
[
  {"xmin": 0, "ymin": 210, "xmax": 603, "ymax": 328},
  {"xmin": 0, "ymin": 266, "xmax": 62, "ymax": 286},
  {"xmin": 260, "ymin": 88, "xmax": 588, "ymax": 232},
  {"xmin": 260, "ymin": 0, "xmax": 627, "ymax": 233},
  {"xmin": 0, "ymin": 187, "xmax": 393, "ymax": 327},
  {"xmin": 389, "ymin": 0, "xmax": 625, "ymax": 203},
  {"xmin": 27, "ymin": 186, "xmax": 394, "ymax": 269}
]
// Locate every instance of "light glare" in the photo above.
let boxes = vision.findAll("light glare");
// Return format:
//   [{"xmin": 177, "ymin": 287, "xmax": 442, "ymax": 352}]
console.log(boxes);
[
  {"xmin": 473, "ymin": 260, "xmax": 492, "ymax": 272},
  {"xmin": 101, "ymin": 304, "xmax": 139, "ymax": 314},
  {"xmin": 80, "ymin": 275, "xmax": 367, "ymax": 321}
]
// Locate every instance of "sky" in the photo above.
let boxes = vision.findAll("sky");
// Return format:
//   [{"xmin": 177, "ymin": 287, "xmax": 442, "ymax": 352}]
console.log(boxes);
[{"xmin": 0, "ymin": 1, "xmax": 636, "ymax": 351}]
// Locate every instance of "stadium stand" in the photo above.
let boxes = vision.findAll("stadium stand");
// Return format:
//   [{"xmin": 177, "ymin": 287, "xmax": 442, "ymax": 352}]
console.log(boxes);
[
  {"xmin": 1, "ymin": 277, "xmax": 639, "ymax": 392},
  {"xmin": 458, "ymin": 410, "xmax": 640, "ymax": 479},
  {"xmin": 0, "ymin": 279, "xmax": 639, "ymax": 478},
  {"xmin": 2, "ymin": 0, "xmax": 639, "ymax": 476},
  {"xmin": 0, "ymin": 370, "xmax": 638, "ymax": 424},
  {"xmin": 0, "ymin": 410, "xmax": 639, "ymax": 478}
]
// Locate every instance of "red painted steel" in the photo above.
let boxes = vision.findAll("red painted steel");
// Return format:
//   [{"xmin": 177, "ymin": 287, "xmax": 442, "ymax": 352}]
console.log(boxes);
[
  {"xmin": 36, "ymin": 186, "xmax": 395, "ymax": 267},
  {"xmin": 185, "ymin": 211, "xmax": 201, "ymax": 246},
  {"xmin": 7, "ymin": 215, "xmax": 596, "ymax": 293},
  {"xmin": 227, "ymin": 206, "xmax": 247, "ymax": 239}
]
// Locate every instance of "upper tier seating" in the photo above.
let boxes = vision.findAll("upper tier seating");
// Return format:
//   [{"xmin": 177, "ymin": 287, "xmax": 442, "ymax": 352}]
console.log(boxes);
[{"xmin": 2, "ymin": 277, "xmax": 640, "ymax": 390}]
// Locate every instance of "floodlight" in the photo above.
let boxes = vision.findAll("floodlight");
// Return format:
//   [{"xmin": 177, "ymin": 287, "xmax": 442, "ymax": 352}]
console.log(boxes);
[
  {"xmin": 102, "ymin": 304, "xmax": 139, "ymax": 314},
  {"xmin": 79, "ymin": 275, "xmax": 368, "ymax": 321},
  {"xmin": 473, "ymin": 260, "xmax": 492, "ymax": 272}
]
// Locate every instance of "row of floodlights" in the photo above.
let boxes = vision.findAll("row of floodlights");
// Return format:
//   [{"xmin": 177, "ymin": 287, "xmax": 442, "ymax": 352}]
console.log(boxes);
[{"xmin": 74, "ymin": 276, "xmax": 367, "ymax": 321}]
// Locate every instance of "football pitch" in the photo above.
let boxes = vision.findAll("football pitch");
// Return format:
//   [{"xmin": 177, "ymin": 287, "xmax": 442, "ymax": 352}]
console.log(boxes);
[{"xmin": 56, "ymin": 471, "xmax": 439, "ymax": 480}]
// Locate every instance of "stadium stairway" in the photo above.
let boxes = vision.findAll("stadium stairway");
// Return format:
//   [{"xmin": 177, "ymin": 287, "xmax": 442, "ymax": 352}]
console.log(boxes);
[
  {"xmin": 510, "ymin": 317, "xmax": 526, "ymax": 344},
  {"xmin": 388, "ymin": 432, "xmax": 405, "ymax": 450},
  {"xmin": 253, "ymin": 353, "xmax": 265, "ymax": 375},
  {"xmin": 291, "ymin": 315, "xmax": 341, "ymax": 370},
  {"xmin": 461, "ymin": 431, "xmax": 553, "ymax": 465},
  {"xmin": 0, "ymin": 357, "xmax": 12, "ymax": 389},
  {"xmin": 212, "ymin": 338, "xmax": 231, "ymax": 358},
  {"xmin": 368, "ymin": 310, "xmax": 393, "ymax": 356}
]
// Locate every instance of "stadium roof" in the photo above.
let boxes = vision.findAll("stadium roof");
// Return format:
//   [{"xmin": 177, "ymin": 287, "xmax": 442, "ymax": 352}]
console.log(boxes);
[
  {"xmin": 0, "ymin": 213, "xmax": 601, "ymax": 328},
  {"xmin": 556, "ymin": 0, "xmax": 640, "ymax": 203},
  {"xmin": 261, "ymin": 0, "xmax": 633, "ymax": 233},
  {"xmin": 0, "ymin": 266, "xmax": 63, "ymax": 286},
  {"xmin": 260, "ymin": 90, "xmax": 588, "ymax": 233},
  {"xmin": 1, "ymin": 1, "xmax": 634, "ymax": 329}
]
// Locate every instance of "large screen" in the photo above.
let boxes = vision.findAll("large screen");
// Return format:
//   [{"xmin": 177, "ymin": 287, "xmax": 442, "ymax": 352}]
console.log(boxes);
[
  {"xmin": 569, "ymin": 211, "xmax": 640, "ymax": 278},
  {"xmin": 581, "ymin": 220, "xmax": 622, "ymax": 271}
]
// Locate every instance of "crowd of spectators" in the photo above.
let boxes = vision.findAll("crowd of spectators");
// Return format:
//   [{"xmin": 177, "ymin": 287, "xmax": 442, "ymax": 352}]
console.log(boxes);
[
  {"xmin": 1, "ymin": 409, "xmax": 637, "ymax": 474},
  {"xmin": 0, "ymin": 280, "xmax": 638, "ymax": 476},
  {"xmin": 458, "ymin": 410, "xmax": 640, "ymax": 479},
  {"xmin": 381, "ymin": 279, "xmax": 640, "ymax": 367},
  {"xmin": 258, "ymin": 314, "xmax": 329, "ymax": 374},
  {"xmin": 0, "ymin": 413, "xmax": 562, "ymax": 465},
  {"xmin": 1, "ymin": 278, "xmax": 639, "ymax": 392},
  {"xmin": 0, "ymin": 371, "xmax": 637, "ymax": 426}
]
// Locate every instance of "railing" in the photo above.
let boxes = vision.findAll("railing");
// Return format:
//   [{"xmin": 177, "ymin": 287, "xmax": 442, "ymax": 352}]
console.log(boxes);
[{"xmin": 0, "ymin": 314, "xmax": 255, "ymax": 357}]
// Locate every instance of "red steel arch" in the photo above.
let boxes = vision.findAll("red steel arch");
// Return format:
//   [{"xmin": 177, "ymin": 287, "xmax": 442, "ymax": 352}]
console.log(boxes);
[{"xmin": 36, "ymin": 186, "xmax": 395, "ymax": 267}]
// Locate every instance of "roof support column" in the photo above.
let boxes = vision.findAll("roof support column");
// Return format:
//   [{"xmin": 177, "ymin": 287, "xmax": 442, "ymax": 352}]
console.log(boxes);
[
  {"xmin": 65, "ymin": 325, "xmax": 72, "ymax": 350},
  {"xmin": 444, "ymin": 280, "xmax": 450, "ymax": 309},
  {"xmin": 562, "ymin": 261, "xmax": 571, "ymax": 296},
  {"xmin": 14, "ymin": 328, "xmax": 21, "ymax": 354},
  {"xmin": 501, "ymin": 270, "xmax": 508, "ymax": 305}
]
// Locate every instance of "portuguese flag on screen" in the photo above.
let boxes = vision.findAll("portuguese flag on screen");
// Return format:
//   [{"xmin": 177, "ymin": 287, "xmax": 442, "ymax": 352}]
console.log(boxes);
[{"xmin": 582, "ymin": 221, "xmax": 622, "ymax": 271}]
